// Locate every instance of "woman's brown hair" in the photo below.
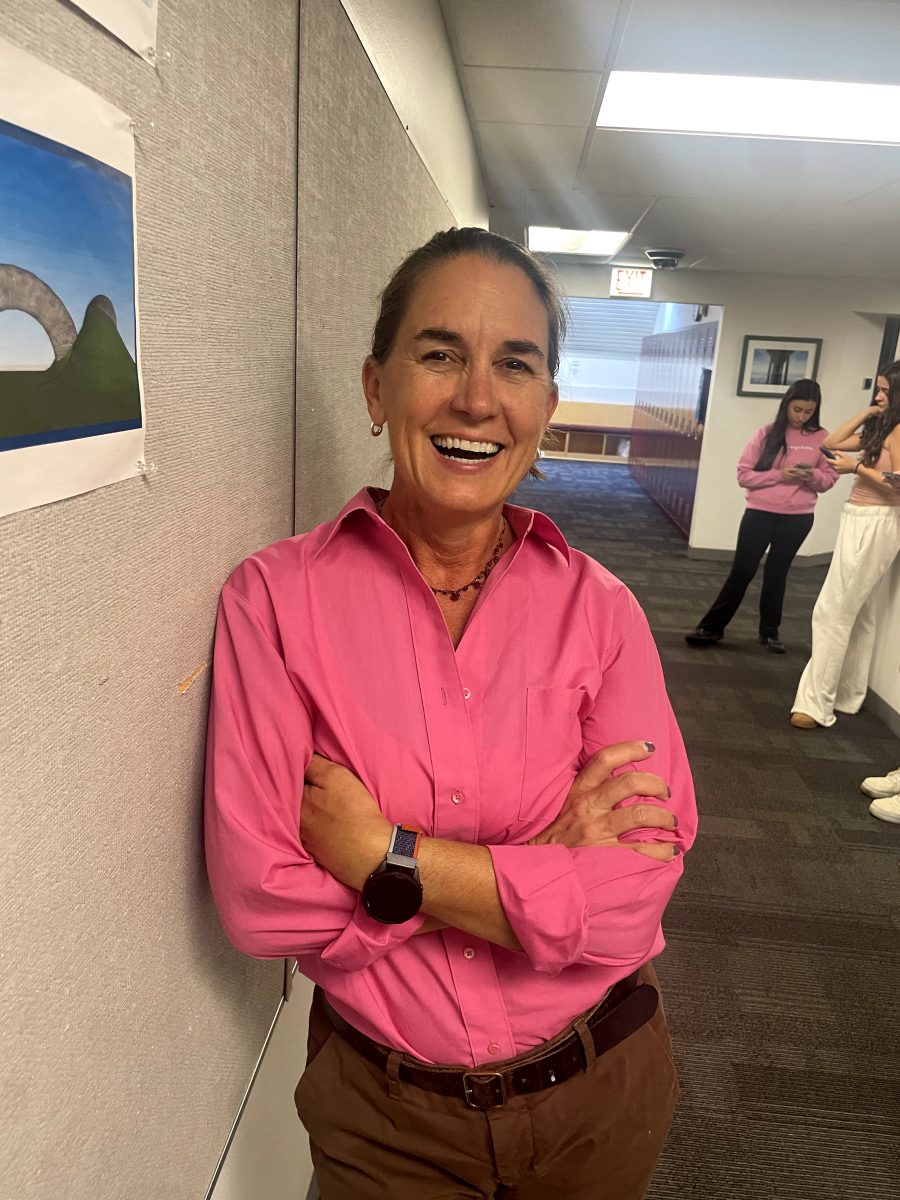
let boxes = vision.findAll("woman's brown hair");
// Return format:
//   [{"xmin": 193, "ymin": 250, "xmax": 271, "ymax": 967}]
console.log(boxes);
[{"xmin": 859, "ymin": 373, "xmax": 900, "ymax": 465}]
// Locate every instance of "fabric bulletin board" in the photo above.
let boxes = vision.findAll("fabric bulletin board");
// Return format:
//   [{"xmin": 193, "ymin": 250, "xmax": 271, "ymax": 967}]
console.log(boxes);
[{"xmin": 0, "ymin": 2, "xmax": 299, "ymax": 1195}]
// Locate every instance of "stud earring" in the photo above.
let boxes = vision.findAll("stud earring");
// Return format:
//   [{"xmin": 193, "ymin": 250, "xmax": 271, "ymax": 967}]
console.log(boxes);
[{"xmin": 370, "ymin": 421, "xmax": 384, "ymax": 437}]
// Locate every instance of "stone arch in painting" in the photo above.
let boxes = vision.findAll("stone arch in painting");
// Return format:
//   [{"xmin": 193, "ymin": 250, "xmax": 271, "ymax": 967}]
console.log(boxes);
[{"xmin": 0, "ymin": 264, "xmax": 77, "ymax": 360}]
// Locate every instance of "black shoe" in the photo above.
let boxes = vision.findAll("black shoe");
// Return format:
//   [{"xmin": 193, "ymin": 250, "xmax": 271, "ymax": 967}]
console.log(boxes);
[
  {"xmin": 758, "ymin": 635, "xmax": 786, "ymax": 654},
  {"xmin": 685, "ymin": 626, "xmax": 723, "ymax": 646}
]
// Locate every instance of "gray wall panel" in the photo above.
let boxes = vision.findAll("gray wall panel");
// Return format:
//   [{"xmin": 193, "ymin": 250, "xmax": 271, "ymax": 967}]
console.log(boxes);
[
  {"xmin": 0, "ymin": 1, "xmax": 298, "ymax": 1196},
  {"xmin": 296, "ymin": 0, "xmax": 455, "ymax": 530}
]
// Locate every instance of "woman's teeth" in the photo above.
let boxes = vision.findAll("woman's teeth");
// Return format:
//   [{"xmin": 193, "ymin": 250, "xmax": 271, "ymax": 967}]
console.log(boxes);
[{"xmin": 431, "ymin": 436, "xmax": 502, "ymax": 460}]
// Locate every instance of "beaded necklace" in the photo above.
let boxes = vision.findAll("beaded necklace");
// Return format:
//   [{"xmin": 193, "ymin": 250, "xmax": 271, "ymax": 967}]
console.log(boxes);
[
  {"xmin": 375, "ymin": 495, "xmax": 508, "ymax": 602},
  {"xmin": 429, "ymin": 519, "xmax": 507, "ymax": 602}
]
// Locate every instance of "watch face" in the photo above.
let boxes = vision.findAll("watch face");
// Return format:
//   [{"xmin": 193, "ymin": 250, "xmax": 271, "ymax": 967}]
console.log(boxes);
[{"xmin": 362, "ymin": 867, "xmax": 423, "ymax": 924}]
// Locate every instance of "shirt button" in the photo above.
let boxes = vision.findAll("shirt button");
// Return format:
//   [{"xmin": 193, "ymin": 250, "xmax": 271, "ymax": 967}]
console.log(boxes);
[
  {"xmin": 487, "ymin": 1042, "xmax": 501, "ymax": 1055},
  {"xmin": 451, "ymin": 791, "xmax": 464, "ymax": 805},
  {"xmin": 463, "ymin": 947, "xmax": 475, "ymax": 959},
  {"xmin": 463, "ymin": 688, "xmax": 472, "ymax": 700}
]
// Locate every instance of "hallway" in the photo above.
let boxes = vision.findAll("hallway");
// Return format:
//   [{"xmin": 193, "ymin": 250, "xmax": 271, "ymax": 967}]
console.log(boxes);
[{"xmin": 515, "ymin": 462, "xmax": 900, "ymax": 1200}]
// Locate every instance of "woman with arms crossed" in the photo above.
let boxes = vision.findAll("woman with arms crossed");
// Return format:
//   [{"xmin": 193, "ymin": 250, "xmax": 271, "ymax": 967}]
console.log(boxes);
[
  {"xmin": 791, "ymin": 372, "xmax": 900, "ymax": 729},
  {"xmin": 205, "ymin": 229, "xmax": 696, "ymax": 1199},
  {"xmin": 686, "ymin": 380, "xmax": 835, "ymax": 654}
]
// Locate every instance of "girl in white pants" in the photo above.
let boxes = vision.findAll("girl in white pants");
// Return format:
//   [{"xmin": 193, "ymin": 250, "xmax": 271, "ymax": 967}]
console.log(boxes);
[{"xmin": 792, "ymin": 374, "xmax": 900, "ymax": 728}]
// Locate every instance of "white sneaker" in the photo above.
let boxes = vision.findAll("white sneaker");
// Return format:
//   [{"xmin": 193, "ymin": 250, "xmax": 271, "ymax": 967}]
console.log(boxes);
[
  {"xmin": 860, "ymin": 768, "xmax": 900, "ymax": 798},
  {"xmin": 868, "ymin": 795, "xmax": 900, "ymax": 824}
]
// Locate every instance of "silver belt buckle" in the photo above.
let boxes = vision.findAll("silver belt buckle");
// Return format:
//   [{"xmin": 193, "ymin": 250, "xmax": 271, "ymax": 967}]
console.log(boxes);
[{"xmin": 462, "ymin": 1070, "xmax": 506, "ymax": 1109}]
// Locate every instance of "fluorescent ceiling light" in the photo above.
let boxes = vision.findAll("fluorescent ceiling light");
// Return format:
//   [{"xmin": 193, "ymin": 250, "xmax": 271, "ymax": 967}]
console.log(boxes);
[
  {"xmin": 528, "ymin": 226, "xmax": 628, "ymax": 256},
  {"xmin": 597, "ymin": 72, "xmax": 900, "ymax": 144}
]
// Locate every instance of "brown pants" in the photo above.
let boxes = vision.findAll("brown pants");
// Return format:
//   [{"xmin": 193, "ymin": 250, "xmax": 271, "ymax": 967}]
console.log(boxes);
[{"xmin": 294, "ymin": 963, "xmax": 679, "ymax": 1200}]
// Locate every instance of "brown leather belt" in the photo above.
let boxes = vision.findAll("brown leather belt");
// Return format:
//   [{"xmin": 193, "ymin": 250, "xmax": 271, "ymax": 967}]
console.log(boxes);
[{"xmin": 318, "ymin": 970, "xmax": 658, "ymax": 1110}]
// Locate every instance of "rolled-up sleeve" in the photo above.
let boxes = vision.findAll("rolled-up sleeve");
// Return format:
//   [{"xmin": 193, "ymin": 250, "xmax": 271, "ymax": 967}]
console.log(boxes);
[
  {"xmin": 204, "ymin": 575, "xmax": 423, "ymax": 969},
  {"xmin": 488, "ymin": 589, "xmax": 696, "ymax": 976}
]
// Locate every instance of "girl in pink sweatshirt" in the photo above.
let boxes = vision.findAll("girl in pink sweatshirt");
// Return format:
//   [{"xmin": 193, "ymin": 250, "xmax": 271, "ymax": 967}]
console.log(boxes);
[{"xmin": 686, "ymin": 379, "xmax": 836, "ymax": 653}]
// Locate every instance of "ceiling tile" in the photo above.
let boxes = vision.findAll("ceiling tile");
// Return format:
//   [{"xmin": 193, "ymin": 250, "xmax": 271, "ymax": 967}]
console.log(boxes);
[
  {"xmin": 442, "ymin": 0, "xmax": 621, "ymax": 70},
  {"xmin": 696, "ymin": 211, "xmax": 900, "ymax": 280},
  {"xmin": 488, "ymin": 207, "xmax": 528, "ymax": 244},
  {"xmin": 463, "ymin": 66, "xmax": 600, "ymax": 126},
  {"xmin": 752, "ymin": 208, "xmax": 900, "ymax": 279},
  {"xmin": 809, "ymin": 231, "xmax": 900, "ymax": 281},
  {"xmin": 691, "ymin": 251, "xmax": 796, "ymax": 275},
  {"xmin": 482, "ymin": 180, "xmax": 530, "ymax": 209},
  {"xmin": 845, "ymin": 178, "xmax": 900, "ymax": 222},
  {"xmin": 524, "ymin": 189, "xmax": 655, "ymax": 230},
  {"xmin": 625, "ymin": 196, "xmax": 789, "ymax": 263},
  {"xmin": 581, "ymin": 130, "xmax": 900, "ymax": 202},
  {"xmin": 478, "ymin": 122, "xmax": 587, "ymax": 190}
]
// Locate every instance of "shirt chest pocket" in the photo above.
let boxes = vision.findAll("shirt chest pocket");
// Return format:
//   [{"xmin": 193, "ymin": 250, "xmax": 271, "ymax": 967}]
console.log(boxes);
[{"xmin": 519, "ymin": 687, "xmax": 584, "ymax": 821}]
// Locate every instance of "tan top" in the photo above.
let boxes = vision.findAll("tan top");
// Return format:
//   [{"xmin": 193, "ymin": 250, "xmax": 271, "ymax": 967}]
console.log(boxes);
[{"xmin": 849, "ymin": 445, "xmax": 900, "ymax": 506}]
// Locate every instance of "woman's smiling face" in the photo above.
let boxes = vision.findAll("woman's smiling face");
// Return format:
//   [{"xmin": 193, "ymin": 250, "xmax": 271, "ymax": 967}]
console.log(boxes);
[{"xmin": 363, "ymin": 254, "xmax": 558, "ymax": 520}]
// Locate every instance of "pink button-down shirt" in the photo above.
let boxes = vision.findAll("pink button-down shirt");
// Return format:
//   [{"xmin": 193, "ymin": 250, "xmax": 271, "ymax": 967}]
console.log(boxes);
[{"xmin": 205, "ymin": 488, "xmax": 697, "ymax": 1066}]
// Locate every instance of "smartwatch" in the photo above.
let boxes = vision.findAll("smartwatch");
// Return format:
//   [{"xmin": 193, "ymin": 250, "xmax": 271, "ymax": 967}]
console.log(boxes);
[{"xmin": 361, "ymin": 824, "xmax": 423, "ymax": 924}]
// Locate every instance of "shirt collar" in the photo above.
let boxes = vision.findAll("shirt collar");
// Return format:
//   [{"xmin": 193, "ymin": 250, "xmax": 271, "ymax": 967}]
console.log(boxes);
[
  {"xmin": 503, "ymin": 501, "xmax": 571, "ymax": 564},
  {"xmin": 314, "ymin": 487, "xmax": 571, "ymax": 565}
]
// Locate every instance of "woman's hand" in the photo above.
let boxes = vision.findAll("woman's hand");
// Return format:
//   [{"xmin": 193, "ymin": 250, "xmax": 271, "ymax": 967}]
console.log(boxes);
[
  {"xmin": 829, "ymin": 451, "xmax": 861, "ymax": 476},
  {"xmin": 782, "ymin": 465, "xmax": 812, "ymax": 482},
  {"xmin": 529, "ymin": 740, "xmax": 677, "ymax": 860},
  {"xmin": 300, "ymin": 755, "xmax": 392, "ymax": 890}
]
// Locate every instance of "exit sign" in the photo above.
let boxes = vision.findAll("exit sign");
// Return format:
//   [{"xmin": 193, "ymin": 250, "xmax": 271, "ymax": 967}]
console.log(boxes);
[{"xmin": 610, "ymin": 267, "xmax": 653, "ymax": 298}]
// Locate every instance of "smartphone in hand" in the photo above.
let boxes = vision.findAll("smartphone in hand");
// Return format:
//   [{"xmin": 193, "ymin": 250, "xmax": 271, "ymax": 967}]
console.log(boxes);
[{"xmin": 820, "ymin": 447, "xmax": 837, "ymax": 460}]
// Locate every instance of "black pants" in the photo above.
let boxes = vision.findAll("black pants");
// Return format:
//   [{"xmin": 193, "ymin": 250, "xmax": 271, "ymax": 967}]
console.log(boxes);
[{"xmin": 699, "ymin": 508, "xmax": 814, "ymax": 638}]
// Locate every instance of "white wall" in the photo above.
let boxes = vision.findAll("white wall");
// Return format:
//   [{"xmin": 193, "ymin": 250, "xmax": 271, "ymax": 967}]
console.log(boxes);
[{"xmin": 338, "ymin": 0, "xmax": 488, "ymax": 229}]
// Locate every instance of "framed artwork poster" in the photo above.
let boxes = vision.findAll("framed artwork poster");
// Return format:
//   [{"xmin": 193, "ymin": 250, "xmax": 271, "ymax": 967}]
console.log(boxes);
[{"xmin": 737, "ymin": 335, "xmax": 822, "ymax": 397}]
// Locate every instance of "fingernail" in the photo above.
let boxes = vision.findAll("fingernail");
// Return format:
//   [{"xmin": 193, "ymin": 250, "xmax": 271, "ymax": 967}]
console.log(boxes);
[{"xmin": 643, "ymin": 740, "xmax": 655, "ymax": 753}]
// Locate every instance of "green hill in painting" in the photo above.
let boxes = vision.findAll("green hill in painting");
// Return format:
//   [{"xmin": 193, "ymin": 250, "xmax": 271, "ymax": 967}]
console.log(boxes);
[{"xmin": 0, "ymin": 299, "xmax": 140, "ymax": 439}]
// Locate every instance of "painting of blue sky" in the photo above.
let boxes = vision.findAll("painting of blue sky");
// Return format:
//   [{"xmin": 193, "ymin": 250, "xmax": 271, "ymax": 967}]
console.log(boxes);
[
  {"xmin": 0, "ymin": 118, "xmax": 136, "ymax": 369},
  {"xmin": 0, "ymin": 117, "xmax": 141, "ymax": 453}
]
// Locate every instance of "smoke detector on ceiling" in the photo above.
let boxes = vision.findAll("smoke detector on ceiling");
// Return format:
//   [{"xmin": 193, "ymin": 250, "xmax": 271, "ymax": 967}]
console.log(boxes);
[{"xmin": 644, "ymin": 248, "xmax": 686, "ymax": 270}]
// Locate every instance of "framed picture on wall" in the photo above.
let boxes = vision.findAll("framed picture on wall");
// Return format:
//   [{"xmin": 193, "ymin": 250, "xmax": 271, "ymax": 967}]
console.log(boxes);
[{"xmin": 737, "ymin": 335, "xmax": 822, "ymax": 397}]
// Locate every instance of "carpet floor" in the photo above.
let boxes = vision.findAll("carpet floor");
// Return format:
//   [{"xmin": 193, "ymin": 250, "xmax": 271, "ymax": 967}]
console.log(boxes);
[{"xmin": 514, "ymin": 461, "xmax": 900, "ymax": 1200}]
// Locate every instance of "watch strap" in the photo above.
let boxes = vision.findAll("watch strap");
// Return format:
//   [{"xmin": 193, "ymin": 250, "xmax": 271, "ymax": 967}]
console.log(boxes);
[{"xmin": 389, "ymin": 824, "xmax": 421, "ymax": 861}]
